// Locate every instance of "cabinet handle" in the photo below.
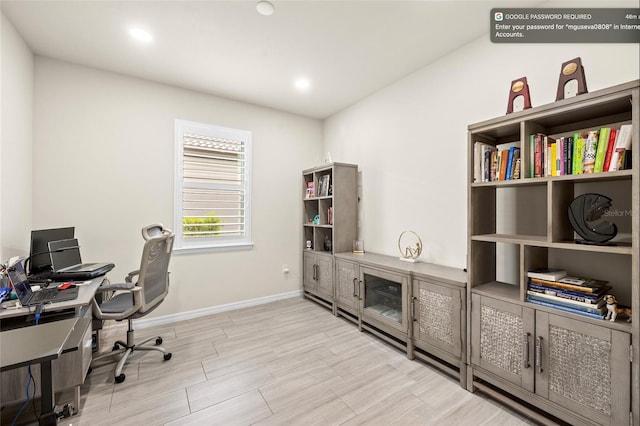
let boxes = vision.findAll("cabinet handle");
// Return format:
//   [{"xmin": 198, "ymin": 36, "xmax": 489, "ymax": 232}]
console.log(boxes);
[
  {"xmin": 313, "ymin": 264, "xmax": 317, "ymax": 281},
  {"xmin": 523, "ymin": 332, "xmax": 531, "ymax": 369},
  {"xmin": 535, "ymin": 336, "xmax": 543, "ymax": 373},
  {"xmin": 411, "ymin": 297, "xmax": 416, "ymax": 321},
  {"xmin": 352, "ymin": 278, "xmax": 358, "ymax": 297},
  {"xmin": 358, "ymin": 280, "xmax": 362, "ymax": 299}
]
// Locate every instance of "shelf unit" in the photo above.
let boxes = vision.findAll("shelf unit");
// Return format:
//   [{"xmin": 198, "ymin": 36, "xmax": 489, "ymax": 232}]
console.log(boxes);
[
  {"xmin": 302, "ymin": 163, "xmax": 358, "ymax": 309},
  {"xmin": 467, "ymin": 80, "xmax": 639, "ymax": 426}
]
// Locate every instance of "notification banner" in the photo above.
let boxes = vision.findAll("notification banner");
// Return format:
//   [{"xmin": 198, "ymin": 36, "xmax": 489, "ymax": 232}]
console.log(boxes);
[{"xmin": 491, "ymin": 8, "xmax": 640, "ymax": 43}]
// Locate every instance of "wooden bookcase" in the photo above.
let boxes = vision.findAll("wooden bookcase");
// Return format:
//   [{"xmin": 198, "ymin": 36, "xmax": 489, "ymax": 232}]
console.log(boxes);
[
  {"xmin": 467, "ymin": 80, "xmax": 639, "ymax": 426},
  {"xmin": 302, "ymin": 163, "xmax": 358, "ymax": 309}
]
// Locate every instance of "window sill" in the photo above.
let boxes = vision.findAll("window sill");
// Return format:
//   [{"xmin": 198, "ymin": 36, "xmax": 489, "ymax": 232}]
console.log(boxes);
[{"xmin": 173, "ymin": 242, "xmax": 254, "ymax": 255}]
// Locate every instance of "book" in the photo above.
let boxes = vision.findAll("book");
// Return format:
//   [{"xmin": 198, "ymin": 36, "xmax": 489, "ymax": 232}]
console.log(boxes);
[
  {"xmin": 306, "ymin": 181, "xmax": 315, "ymax": 198},
  {"xmin": 529, "ymin": 134, "xmax": 535, "ymax": 178},
  {"xmin": 557, "ymin": 137, "xmax": 564, "ymax": 175},
  {"xmin": 483, "ymin": 149, "xmax": 492, "ymax": 182},
  {"xmin": 526, "ymin": 291, "xmax": 606, "ymax": 313},
  {"xmin": 526, "ymin": 296, "xmax": 606, "ymax": 319},
  {"xmin": 474, "ymin": 142, "xmax": 496, "ymax": 182},
  {"xmin": 545, "ymin": 136, "xmax": 555, "ymax": 176},
  {"xmin": 550, "ymin": 139, "xmax": 557, "ymax": 176},
  {"xmin": 529, "ymin": 277, "xmax": 608, "ymax": 293},
  {"xmin": 512, "ymin": 158, "xmax": 521, "ymax": 179},
  {"xmin": 505, "ymin": 147, "xmax": 520, "ymax": 180},
  {"xmin": 528, "ymin": 282, "xmax": 611, "ymax": 303},
  {"xmin": 527, "ymin": 268, "xmax": 567, "ymax": 281},
  {"xmin": 534, "ymin": 133, "xmax": 544, "ymax": 177},
  {"xmin": 602, "ymin": 128, "xmax": 618, "ymax": 172},
  {"xmin": 593, "ymin": 127, "xmax": 610, "ymax": 173},
  {"xmin": 572, "ymin": 132, "xmax": 584, "ymax": 175},
  {"xmin": 491, "ymin": 151, "xmax": 499, "ymax": 181},
  {"xmin": 609, "ymin": 124, "xmax": 633, "ymax": 171},
  {"xmin": 581, "ymin": 130, "xmax": 599, "ymax": 173},
  {"xmin": 564, "ymin": 136, "xmax": 573, "ymax": 175},
  {"xmin": 499, "ymin": 150, "xmax": 509, "ymax": 181}
]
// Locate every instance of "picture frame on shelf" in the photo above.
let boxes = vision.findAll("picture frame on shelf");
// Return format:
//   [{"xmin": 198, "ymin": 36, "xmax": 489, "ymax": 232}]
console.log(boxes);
[{"xmin": 319, "ymin": 174, "xmax": 330, "ymax": 197}]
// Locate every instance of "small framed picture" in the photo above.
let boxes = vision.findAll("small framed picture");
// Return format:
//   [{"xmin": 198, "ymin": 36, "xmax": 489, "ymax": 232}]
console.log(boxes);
[{"xmin": 320, "ymin": 175, "xmax": 330, "ymax": 197}]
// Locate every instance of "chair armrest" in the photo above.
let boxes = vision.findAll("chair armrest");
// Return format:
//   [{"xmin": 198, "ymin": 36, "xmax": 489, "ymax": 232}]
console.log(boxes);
[
  {"xmin": 125, "ymin": 270, "xmax": 140, "ymax": 283},
  {"xmin": 96, "ymin": 282, "xmax": 139, "ymax": 293}
]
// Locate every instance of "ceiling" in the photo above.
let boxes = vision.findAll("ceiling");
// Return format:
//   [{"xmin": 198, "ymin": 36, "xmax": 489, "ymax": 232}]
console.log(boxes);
[{"xmin": 0, "ymin": 0, "xmax": 580, "ymax": 119}]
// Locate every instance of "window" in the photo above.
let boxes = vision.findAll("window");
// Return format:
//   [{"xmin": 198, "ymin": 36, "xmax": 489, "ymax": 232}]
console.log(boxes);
[{"xmin": 174, "ymin": 120, "xmax": 252, "ymax": 252}]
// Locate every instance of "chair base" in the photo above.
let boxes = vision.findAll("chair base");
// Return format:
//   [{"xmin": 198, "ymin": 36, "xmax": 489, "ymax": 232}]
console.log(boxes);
[{"xmin": 91, "ymin": 319, "xmax": 172, "ymax": 383}]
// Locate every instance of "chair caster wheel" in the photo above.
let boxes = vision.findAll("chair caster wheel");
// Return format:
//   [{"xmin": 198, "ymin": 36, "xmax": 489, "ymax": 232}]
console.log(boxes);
[
  {"xmin": 115, "ymin": 374, "xmax": 126, "ymax": 383},
  {"xmin": 164, "ymin": 353, "xmax": 172, "ymax": 361},
  {"xmin": 156, "ymin": 337, "xmax": 163, "ymax": 345},
  {"xmin": 112, "ymin": 343, "xmax": 120, "ymax": 351}
]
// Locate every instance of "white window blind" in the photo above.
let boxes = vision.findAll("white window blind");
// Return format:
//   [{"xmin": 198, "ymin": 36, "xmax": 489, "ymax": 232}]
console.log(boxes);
[{"xmin": 175, "ymin": 120, "xmax": 252, "ymax": 252}]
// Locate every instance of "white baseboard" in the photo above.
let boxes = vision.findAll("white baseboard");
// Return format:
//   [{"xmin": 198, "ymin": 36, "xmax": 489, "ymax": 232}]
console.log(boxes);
[{"xmin": 133, "ymin": 290, "xmax": 303, "ymax": 329}]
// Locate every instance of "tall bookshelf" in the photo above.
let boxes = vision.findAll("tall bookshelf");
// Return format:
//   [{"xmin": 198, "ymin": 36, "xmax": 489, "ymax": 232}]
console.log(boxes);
[
  {"xmin": 467, "ymin": 81, "xmax": 638, "ymax": 426},
  {"xmin": 302, "ymin": 163, "xmax": 358, "ymax": 309}
]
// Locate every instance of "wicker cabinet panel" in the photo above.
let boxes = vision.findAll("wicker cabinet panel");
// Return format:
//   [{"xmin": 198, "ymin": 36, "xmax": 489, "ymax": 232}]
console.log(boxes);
[
  {"xmin": 316, "ymin": 254, "xmax": 334, "ymax": 300},
  {"xmin": 471, "ymin": 294, "xmax": 535, "ymax": 392},
  {"xmin": 335, "ymin": 259, "xmax": 359, "ymax": 313},
  {"xmin": 303, "ymin": 251, "xmax": 317, "ymax": 292},
  {"xmin": 536, "ymin": 312, "xmax": 630, "ymax": 426},
  {"xmin": 412, "ymin": 279, "xmax": 462, "ymax": 358}
]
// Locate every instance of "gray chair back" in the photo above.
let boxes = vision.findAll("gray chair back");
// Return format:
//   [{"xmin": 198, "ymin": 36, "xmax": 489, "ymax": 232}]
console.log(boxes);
[{"xmin": 137, "ymin": 227, "xmax": 174, "ymax": 314}]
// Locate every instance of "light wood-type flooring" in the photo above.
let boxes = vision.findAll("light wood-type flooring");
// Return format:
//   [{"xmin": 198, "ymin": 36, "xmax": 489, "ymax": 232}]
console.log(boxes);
[{"xmin": 3, "ymin": 297, "xmax": 540, "ymax": 425}]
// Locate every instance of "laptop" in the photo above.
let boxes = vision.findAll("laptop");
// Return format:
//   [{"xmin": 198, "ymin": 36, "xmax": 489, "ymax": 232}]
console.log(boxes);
[
  {"xmin": 28, "ymin": 227, "xmax": 75, "ymax": 278},
  {"xmin": 7, "ymin": 262, "xmax": 79, "ymax": 306},
  {"xmin": 48, "ymin": 238, "xmax": 113, "ymax": 274}
]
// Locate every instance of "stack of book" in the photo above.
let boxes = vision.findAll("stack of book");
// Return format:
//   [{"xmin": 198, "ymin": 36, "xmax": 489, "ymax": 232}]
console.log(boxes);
[
  {"xmin": 526, "ymin": 268, "xmax": 610, "ymax": 319},
  {"xmin": 529, "ymin": 124, "xmax": 632, "ymax": 178},
  {"xmin": 473, "ymin": 142, "xmax": 520, "ymax": 182}
]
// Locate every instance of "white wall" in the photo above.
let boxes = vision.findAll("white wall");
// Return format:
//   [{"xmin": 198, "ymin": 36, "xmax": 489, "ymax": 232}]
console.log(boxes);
[
  {"xmin": 323, "ymin": 37, "xmax": 640, "ymax": 269},
  {"xmin": 33, "ymin": 58, "xmax": 321, "ymax": 317},
  {"xmin": 0, "ymin": 11, "xmax": 33, "ymax": 262}
]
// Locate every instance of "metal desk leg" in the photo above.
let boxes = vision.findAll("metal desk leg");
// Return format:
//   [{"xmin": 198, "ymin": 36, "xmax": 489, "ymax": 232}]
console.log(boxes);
[{"xmin": 39, "ymin": 361, "xmax": 57, "ymax": 426}]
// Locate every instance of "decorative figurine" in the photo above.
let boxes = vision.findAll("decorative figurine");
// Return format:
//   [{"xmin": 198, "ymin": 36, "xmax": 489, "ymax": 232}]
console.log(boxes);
[
  {"xmin": 604, "ymin": 295, "xmax": 632, "ymax": 322},
  {"xmin": 398, "ymin": 231, "xmax": 422, "ymax": 263}
]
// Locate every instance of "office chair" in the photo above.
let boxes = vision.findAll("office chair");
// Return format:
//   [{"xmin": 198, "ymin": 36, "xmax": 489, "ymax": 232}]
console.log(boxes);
[{"xmin": 91, "ymin": 224, "xmax": 174, "ymax": 383}]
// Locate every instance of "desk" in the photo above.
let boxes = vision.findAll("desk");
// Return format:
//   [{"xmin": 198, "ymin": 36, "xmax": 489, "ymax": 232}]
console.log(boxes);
[
  {"xmin": 0, "ymin": 318, "xmax": 83, "ymax": 425},
  {"xmin": 0, "ymin": 276, "xmax": 105, "ymax": 419},
  {"xmin": 0, "ymin": 277, "xmax": 104, "ymax": 321}
]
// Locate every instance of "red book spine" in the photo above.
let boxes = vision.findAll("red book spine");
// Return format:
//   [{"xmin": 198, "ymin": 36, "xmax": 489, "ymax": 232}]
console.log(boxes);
[
  {"xmin": 603, "ymin": 128, "xmax": 618, "ymax": 172},
  {"xmin": 534, "ymin": 134, "xmax": 543, "ymax": 177}
]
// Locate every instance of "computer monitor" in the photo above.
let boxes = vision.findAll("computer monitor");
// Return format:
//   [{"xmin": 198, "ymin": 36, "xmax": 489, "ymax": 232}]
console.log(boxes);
[{"xmin": 29, "ymin": 227, "xmax": 75, "ymax": 274}]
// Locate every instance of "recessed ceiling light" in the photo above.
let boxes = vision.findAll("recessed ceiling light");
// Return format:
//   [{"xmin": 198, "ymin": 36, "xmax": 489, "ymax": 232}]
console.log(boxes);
[
  {"xmin": 256, "ymin": 1, "xmax": 274, "ymax": 16},
  {"xmin": 129, "ymin": 28, "xmax": 153, "ymax": 43},
  {"xmin": 294, "ymin": 78, "xmax": 311, "ymax": 91}
]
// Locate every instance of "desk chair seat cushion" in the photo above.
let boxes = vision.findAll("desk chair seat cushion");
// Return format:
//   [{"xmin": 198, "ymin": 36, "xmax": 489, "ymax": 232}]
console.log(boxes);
[{"xmin": 99, "ymin": 292, "xmax": 134, "ymax": 314}]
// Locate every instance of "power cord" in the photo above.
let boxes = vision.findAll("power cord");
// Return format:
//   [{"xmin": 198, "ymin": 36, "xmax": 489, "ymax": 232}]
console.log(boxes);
[
  {"xmin": 10, "ymin": 366, "xmax": 33, "ymax": 426},
  {"xmin": 35, "ymin": 304, "xmax": 43, "ymax": 326}
]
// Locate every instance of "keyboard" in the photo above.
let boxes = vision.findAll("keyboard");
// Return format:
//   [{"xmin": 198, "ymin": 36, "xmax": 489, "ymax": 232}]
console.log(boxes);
[{"xmin": 30, "ymin": 287, "xmax": 60, "ymax": 303}]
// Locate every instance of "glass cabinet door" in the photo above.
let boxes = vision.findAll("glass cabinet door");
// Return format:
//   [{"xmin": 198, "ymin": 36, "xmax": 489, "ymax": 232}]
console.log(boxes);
[{"xmin": 360, "ymin": 266, "xmax": 409, "ymax": 334}]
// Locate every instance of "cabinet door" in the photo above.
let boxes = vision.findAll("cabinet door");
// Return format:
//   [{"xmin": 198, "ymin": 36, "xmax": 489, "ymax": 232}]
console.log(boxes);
[
  {"xmin": 335, "ymin": 259, "xmax": 359, "ymax": 312},
  {"xmin": 360, "ymin": 266, "xmax": 409, "ymax": 334},
  {"xmin": 412, "ymin": 279, "xmax": 462, "ymax": 359},
  {"xmin": 315, "ymin": 254, "xmax": 334, "ymax": 299},
  {"xmin": 471, "ymin": 294, "xmax": 535, "ymax": 392},
  {"xmin": 303, "ymin": 252, "xmax": 317, "ymax": 292},
  {"xmin": 535, "ymin": 312, "xmax": 630, "ymax": 426}
]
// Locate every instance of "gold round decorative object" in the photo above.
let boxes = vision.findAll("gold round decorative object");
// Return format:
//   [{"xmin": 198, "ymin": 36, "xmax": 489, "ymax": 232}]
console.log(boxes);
[
  {"xmin": 562, "ymin": 62, "xmax": 578, "ymax": 76},
  {"xmin": 398, "ymin": 231, "xmax": 422, "ymax": 261},
  {"xmin": 511, "ymin": 80, "xmax": 524, "ymax": 93}
]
